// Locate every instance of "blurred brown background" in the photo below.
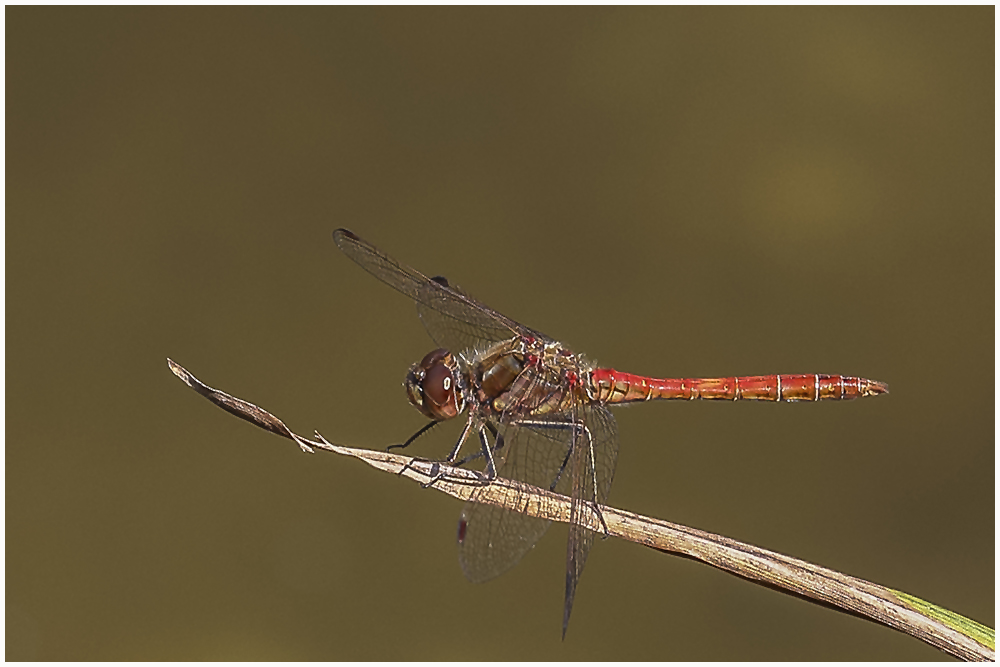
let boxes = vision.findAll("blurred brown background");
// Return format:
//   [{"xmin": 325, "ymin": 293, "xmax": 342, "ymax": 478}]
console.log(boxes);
[{"xmin": 7, "ymin": 7, "xmax": 992, "ymax": 660}]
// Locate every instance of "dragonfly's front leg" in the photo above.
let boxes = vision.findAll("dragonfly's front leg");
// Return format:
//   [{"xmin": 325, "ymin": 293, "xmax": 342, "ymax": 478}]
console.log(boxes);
[{"xmin": 388, "ymin": 420, "xmax": 440, "ymax": 453}]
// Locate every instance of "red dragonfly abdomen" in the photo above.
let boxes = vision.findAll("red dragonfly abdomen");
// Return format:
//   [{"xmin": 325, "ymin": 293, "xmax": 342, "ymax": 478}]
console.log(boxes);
[{"xmin": 589, "ymin": 369, "xmax": 888, "ymax": 403}]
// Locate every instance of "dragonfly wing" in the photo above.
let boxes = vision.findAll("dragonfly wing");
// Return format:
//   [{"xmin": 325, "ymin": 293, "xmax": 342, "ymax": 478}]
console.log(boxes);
[
  {"xmin": 416, "ymin": 281, "xmax": 538, "ymax": 360},
  {"xmin": 334, "ymin": 229, "xmax": 546, "ymax": 353},
  {"xmin": 563, "ymin": 403, "xmax": 618, "ymax": 637},
  {"xmin": 457, "ymin": 417, "xmax": 579, "ymax": 583},
  {"xmin": 457, "ymin": 496, "xmax": 551, "ymax": 584}
]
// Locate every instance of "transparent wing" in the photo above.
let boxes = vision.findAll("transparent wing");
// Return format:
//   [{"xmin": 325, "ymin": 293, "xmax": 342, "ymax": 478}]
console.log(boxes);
[
  {"xmin": 415, "ymin": 277, "xmax": 552, "ymax": 360},
  {"xmin": 333, "ymin": 229, "xmax": 548, "ymax": 354},
  {"xmin": 457, "ymin": 397, "xmax": 619, "ymax": 590},
  {"xmin": 563, "ymin": 403, "xmax": 618, "ymax": 636},
  {"xmin": 457, "ymin": 418, "xmax": 575, "ymax": 583}
]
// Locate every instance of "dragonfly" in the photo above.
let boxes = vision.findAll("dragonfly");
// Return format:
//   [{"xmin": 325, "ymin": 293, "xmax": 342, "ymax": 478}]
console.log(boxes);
[{"xmin": 332, "ymin": 229, "xmax": 888, "ymax": 637}]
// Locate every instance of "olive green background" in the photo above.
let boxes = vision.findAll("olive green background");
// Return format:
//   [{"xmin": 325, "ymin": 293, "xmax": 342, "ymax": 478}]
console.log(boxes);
[{"xmin": 7, "ymin": 7, "xmax": 993, "ymax": 660}]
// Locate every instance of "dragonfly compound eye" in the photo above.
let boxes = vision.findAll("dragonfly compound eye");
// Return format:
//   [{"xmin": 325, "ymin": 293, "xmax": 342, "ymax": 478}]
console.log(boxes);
[
  {"xmin": 405, "ymin": 348, "xmax": 461, "ymax": 420},
  {"xmin": 421, "ymin": 360, "xmax": 459, "ymax": 419}
]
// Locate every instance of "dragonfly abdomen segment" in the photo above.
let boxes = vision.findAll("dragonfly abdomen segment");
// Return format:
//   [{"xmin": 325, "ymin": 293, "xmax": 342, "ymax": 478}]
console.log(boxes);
[{"xmin": 589, "ymin": 370, "xmax": 888, "ymax": 403}]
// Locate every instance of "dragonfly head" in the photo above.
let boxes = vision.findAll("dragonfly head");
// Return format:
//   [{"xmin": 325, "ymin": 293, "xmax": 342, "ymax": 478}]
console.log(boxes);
[{"xmin": 405, "ymin": 348, "xmax": 465, "ymax": 421}]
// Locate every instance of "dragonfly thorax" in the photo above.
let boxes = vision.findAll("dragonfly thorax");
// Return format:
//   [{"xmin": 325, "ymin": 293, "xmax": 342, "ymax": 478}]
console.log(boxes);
[{"xmin": 405, "ymin": 348, "xmax": 467, "ymax": 420}]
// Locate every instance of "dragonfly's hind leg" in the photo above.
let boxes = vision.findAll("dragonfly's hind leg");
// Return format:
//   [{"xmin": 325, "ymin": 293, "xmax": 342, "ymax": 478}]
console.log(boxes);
[{"xmin": 583, "ymin": 423, "xmax": 611, "ymax": 539}]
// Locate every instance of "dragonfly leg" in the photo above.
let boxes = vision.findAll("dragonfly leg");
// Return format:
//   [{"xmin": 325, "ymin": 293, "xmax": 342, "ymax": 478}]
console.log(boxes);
[
  {"xmin": 445, "ymin": 418, "xmax": 476, "ymax": 463},
  {"xmin": 478, "ymin": 426, "xmax": 499, "ymax": 479},
  {"xmin": 423, "ymin": 424, "xmax": 497, "ymax": 488},
  {"xmin": 446, "ymin": 422, "xmax": 513, "ymax": 486},
  {"xmin": 583, "ymin": 424, "xmax": 610, "ymax": 538},
  {"xmin": 418, "ymin": 418, "xmax": 477, "ymax": 489},
  {"xmin": 391, "ymin": 421, "xmax": 443, "ymax": 479},
  {"xmin": 417, "ymin": 419, "xmax": 503, "ymax": 489},
  {"xmin": 550, "ymin": 440, "xmax": 572, "ymax": 492},
  {"xmin": 592, "ymin": 501, "xmax": 610, "ymax": 538},
  {"xmin": 388, "ymin": 420, "xmax": 439, "ymax": 452}
]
